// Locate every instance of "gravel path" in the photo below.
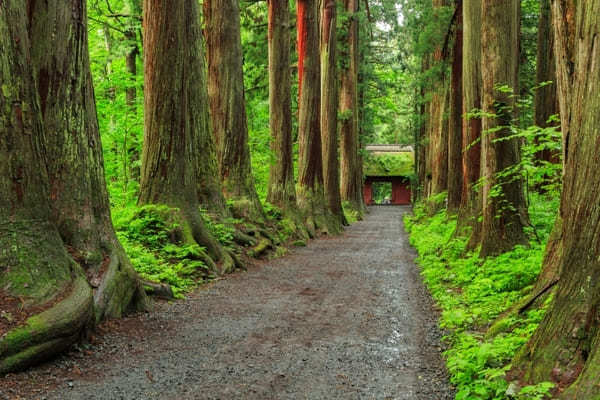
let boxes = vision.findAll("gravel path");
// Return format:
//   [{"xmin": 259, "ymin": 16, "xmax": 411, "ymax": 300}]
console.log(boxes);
[{"xmin": 2, "ymin": 206, "xmax": 453, "ymax": 400}]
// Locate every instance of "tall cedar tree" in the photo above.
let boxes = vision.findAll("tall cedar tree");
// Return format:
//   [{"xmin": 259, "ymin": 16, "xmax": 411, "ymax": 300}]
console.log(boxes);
[
  {"xmin": 512, "ymin": 3, "xmax": 600, "ymax": 397},
  {"xmin": 446, "ymin": 0, "xmax": 463, "ymax": 212},
  {"xmin": 267, "ymin": 0, "xmax": 296, "ymax": 210},
  {"xmin": 416, "ymin": 57, "xmax": 430, "ymax": 200},
  {"xmin": 0, "ymin": 0, "xmax": 146, "ymax": 373},
  {"xmin": 459, "ymin": 0, "xmax": 482, "ymax": 246},
  {"xmin": 123, "ymin": 0, "xmax": 142, "ymax": 182},
  {"xmin": 204, "ymin": 0, "xmax": 264, "ymax": 222},
  {"xmin": 297, "ymin": 0, "xmax": 339, "ymax": 235},
  {"xmin": 533, "ymin": 0, "xmax": 558, "ymax": 164},
  {"xmin": 479, "ymin": 0, "xmax": 528, "ymax": 257},
  {"xmin": 139, "ymin": 0, "xmax": 234, "ymax": 274},
  {"xmin": 339, "ymin": 0, "xmax": 365, "ymax": 217},
  {"xmin": 320, "ymin": 0, "xmax": 346, "ymax": 228},
  {"xmin": 428, "ymin": 0, "xmax": 449, "ymax": 201}
]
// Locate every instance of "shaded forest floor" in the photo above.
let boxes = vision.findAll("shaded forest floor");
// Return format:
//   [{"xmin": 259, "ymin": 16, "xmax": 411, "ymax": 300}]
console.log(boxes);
[{"xmin": 0, "ymin": 207, "xmax": 453, "ymax": 400}]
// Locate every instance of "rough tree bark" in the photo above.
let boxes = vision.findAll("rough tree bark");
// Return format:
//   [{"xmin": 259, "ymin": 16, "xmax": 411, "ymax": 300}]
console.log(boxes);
[
  {"xmin": 534, "ymin": 0, "xmax": 558, "ymax": 133},
  {"xmin": 320, "ymin": 0, "xmax": 346, "ymax": 228},
  {"xmin": 139, "ymin": 0, "xmax": 234, "ymax": 274},
  {"xmin": 1, "ymin": 0, "xmax": 147, "ymax": 373},
  {"xmin": 457, "ymin": 0, "xmax": 482, "ymax": 246},
  {"xmin": 447, "ymin": 0, "xmax": 463, "ymax": 213},
  {"xmin": 267, "ymin": 0, "xmax": 296, "ymax": 210},
  {"xmin": 511, "ymin": 4, "xmax": 600, "ymax": 397},
  {"xmin": 479, "ymin": 0, "xmax": 528, "ymax": 257},
  {"xmin": 297, "ymin": 0, "xmax": 339, "ymax": 236},
  {"xmin": 339, "ymin": 0, "xmax": 366, "ymax": 218},
  {"xmin": 533, "ymin": 0, "xmax": 559, "ymax": 165},
  {"xmin": 428, "ymin": 0, "xmax": 449, "ymax": 203},
  {"xmin": 203, "ymin": 0, "xmax": 264, "ymax": 222}
]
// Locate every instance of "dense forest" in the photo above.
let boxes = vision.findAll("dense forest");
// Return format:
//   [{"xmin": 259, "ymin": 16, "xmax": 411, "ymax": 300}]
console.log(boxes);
[{"xmin": 1, "ymin": 0, "xmax": 600, "ymax": 399}]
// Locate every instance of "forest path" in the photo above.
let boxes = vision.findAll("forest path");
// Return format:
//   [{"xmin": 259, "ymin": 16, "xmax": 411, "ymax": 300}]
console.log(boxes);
[{"xmin": 7, "ymin": 206, "xmax": 453, "ymax": 399}]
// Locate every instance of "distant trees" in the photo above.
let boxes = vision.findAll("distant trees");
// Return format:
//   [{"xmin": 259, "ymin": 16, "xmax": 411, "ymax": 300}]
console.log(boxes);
[{"xmin": 418, "ymin": 0, "xmax": 528, "ymax": 255}]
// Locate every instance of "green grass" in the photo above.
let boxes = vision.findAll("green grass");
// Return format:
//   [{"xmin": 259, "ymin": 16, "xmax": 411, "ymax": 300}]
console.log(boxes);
[{"xmin": 404, "ymin": 193, "xmax": 559, "ymax": 399}]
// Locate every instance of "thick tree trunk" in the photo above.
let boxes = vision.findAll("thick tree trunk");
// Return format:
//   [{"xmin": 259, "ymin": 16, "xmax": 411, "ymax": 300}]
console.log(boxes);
[
  {"xmin": 339, "ymin": 0, "xmax": 365, "ymax": 218},
  {"xmin": 523, "ymin": 0, "xmax": 576, "ymax": 297},
  {"xmin": 479, "ymin": 0, "xmax": 528, "ymax": 257},
  {"xmin": 267, "ymin": 0, "xmax": 296, "ymax": 210},
  {"xmin": 139, "ymin": 0, "xmax": 234, "ymax": 274},
  {"xmin": 1, "ymin": 0, "xmax": 146, "ymax": 373},
  {"xmin": 0, "ymin": 3, "xmax": 91, "ymax": 374},
  {"xmin": 297, "ymin": 0, "xmax": 338, "ymax": 236},
  {"xmin": 203, "ymin": 0, "xmax": 264, "ymax": 222},
  {"xmin": 512, "ymin": 5, "xmax": 600, "ymax": 397},
  {"xmin": 458, "ymin": 0, "xmax": 482, "ymax": 246},
  {"xmin": 320, "ymin": 0, "xmax": 346, "ymax": 227},
  {"xmin": 447, "ymin": 0, "xmax": 463, "ymax": 213},
  {"xmin": 29, "ymin": 0, "xmax": 146, "ymax": 321}
]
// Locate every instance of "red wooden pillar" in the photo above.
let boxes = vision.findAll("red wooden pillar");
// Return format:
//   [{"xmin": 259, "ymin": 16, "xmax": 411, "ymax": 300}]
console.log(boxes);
[
  {"xmin": 363, "ymin": 179, "xmax": 373, "ymax": 205},
  {"xmin": 392, "ymin": 179, "xmax": 411, "ymax": 205}
]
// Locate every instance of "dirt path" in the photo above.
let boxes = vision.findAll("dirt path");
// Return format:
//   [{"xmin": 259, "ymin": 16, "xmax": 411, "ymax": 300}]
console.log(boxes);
[{"xmin": 1, "ymin": 206, "xmax": 453, "ymax": 400}]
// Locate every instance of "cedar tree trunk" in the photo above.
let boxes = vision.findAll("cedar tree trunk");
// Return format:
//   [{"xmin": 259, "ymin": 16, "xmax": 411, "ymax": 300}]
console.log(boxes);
[
  {"xmin": 447, "ymin": 0, "xmax": 463, "ymax": 213},
  {"xmin": 479, "ymin": 0, "xmax": 528, "ymax": 257},
  {"xmin": 458, "ymin": 0, "xmax": 482, "ymax": 246},
  {"xmin": 512, "ymin": 4, "xmax": 600, "ymax": 397},
  {"xmin": 339, "ymin": 0, "xmax": 365, "ymax": 217},
  {"xmin": 139, "ymin": 0, "xmax": 234, "ymax": 274},
  {"xmin": 320, "ymin": 0, "xmax": 346, "ymax": 227},
  {"xmin": 297, "ymin": 0, "xmax": 338, "ymax": 235},
  {"xmin": 267, "ymin": 0, "xmax": 296, "ymax": 211},
  {"xmin": 29, "ymin": 0, "xmax": 146, "ymax": 323},
  {"xmin": 204, "ymin": 0, "xmax": 264, "ymax": 222},
  {"xmin": 1, "ymin": 0, "xmax": 146, "ymax": 373}
]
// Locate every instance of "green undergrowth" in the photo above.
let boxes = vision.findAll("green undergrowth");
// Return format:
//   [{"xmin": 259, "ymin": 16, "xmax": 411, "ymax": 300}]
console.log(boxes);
[
  {"xmin": 405, "ymin": 193, "xmax": 558, "ymax": 399},
  {"xmin": 111, "ymin": 201, "xmax": 301, "ymax": 298},
  {"xmin": 112, "ymin": 205, "xmax": 237, "ymax": 298}
]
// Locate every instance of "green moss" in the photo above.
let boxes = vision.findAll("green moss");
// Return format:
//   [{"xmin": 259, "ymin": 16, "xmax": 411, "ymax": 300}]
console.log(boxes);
[
  {"xmin": 363, "ymin": 152, "xmax": 414, "ymax": 177},
  {"xmin": 292, "ymin": 240, "xmax": 307, "ymax": 247},
  {"xmin": 248, "ymin": 238, "xmax": 271, "ymax": 258}
]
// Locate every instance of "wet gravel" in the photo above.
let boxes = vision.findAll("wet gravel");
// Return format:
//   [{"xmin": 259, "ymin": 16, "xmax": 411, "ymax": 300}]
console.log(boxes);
[{"xmin": 2, "ymin": 206, "xmax": 453, "ymax": 400}]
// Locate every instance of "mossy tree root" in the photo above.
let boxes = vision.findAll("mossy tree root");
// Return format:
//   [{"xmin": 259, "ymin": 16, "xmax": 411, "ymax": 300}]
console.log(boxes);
[{"xmin": 0, "ymin": 276, "xmax": 93, "ymax": 374}]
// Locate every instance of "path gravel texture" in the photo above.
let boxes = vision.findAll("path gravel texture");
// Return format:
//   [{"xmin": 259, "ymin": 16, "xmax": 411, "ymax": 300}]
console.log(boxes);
[{"xmin": 2, "ymin": 206, "xmax": 453, "ymax": 400}]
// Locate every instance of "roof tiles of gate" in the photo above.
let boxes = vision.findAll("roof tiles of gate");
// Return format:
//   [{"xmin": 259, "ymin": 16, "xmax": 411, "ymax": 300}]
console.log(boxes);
[{"xmin": 364, "ymin": 144, "xmax": 414, "ymax": 178}]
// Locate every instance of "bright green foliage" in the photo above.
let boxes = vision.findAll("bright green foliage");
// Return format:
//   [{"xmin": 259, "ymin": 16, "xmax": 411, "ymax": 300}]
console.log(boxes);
[
  {"xmin": 405, "ymin": 193, "xmax": 558, "ymax": 399},
  {"xmin": 113, "ymin": 205, "xmax": 214, "ymax": 298},
  {"xmin": 364, "ymin": 152, "xmax": 415, "ymax": 178}
]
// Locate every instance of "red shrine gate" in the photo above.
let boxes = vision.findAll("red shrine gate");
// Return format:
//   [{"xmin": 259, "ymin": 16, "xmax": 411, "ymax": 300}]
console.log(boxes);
[{"xmin": 363, "ymin": 176, "xmax": 411, "ymax": 205}]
